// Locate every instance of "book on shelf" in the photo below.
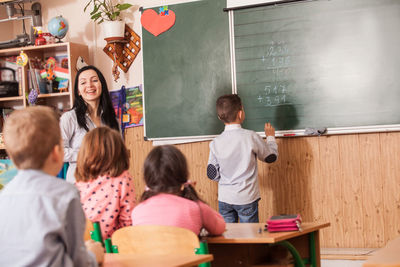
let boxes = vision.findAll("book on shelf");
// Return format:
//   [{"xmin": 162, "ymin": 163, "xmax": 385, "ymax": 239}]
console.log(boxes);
[{"xmin": 28, "ymin": 57, "xmax": 45, "ymax": 94}]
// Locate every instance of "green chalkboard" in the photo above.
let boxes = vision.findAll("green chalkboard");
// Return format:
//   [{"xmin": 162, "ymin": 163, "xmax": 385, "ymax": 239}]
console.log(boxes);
[
  {"xmin": 235, "ymin": 0, "xmax": 400, "ymax": 133},
  {"xmin": 143, "ymin": 0, "xmax": 231, "ymax": 139}
]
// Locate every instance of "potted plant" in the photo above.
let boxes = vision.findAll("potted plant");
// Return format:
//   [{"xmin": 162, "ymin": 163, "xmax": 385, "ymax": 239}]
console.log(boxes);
[{"xmin": 84, "ymin": 0, "xmax": 133, "ymax": 39}]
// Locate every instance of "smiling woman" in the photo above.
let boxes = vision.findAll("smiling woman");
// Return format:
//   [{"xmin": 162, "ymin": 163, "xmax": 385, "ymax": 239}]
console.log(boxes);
[{"xmin": 60, "ymin": 65, "xmax": 120, "ymax": 183}]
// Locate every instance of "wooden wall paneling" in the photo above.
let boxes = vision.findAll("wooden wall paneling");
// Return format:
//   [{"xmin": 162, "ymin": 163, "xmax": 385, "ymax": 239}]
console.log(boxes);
[
  {"xmin": 258, "ymin": 150, "xmax": 271, "ymax": 223},
  {"xmin": 318, "ymin": 135, "xmax": 343, "ymax": 247},
  {"xmin": 339, "ymin": 134, "xmax": 364, "ymax": 248},
  {"xmin": 124, "ymin": 126, "xmax": 153, "ymax": 203},
  {"xmin": 359, "ymin": 133, "xmax": 385, "ymax": 248},
  {"xmin": 380, "ymin": 132, "xmax": 400, "ymax": 243},
  {"xmin": 264, "ymin": 137, "xmax": 291, "ymax": 218},
  {"xmin": 304, "ymin": 137, "xmax": 322, "ymax": 221},
  {"xmin": 302, "ymin": 136, "xmax": 322, "ymax": 223},
  {"xmin": 283, "ymin": 138, "xmax": 315, "ymax": 219},
  {"xmin": 189, "ymin": 141, "xmax": 218, "ymax": 210}
]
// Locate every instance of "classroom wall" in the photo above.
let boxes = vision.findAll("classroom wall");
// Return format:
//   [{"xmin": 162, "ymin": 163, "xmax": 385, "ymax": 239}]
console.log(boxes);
[
  {"xmin": 0, "ymin": 6, "xmax": 16, "ymax": 42},
  {"xmin": 39, "ymin": 0, "xmax": 143, "ymax": 91},
  {"xmin": 126, "ymin": 126, "xmax": 400, "ymax": 249},
  {"xmin": 2, "ymin": 0, "xmax": 399, "ymax": 249}
]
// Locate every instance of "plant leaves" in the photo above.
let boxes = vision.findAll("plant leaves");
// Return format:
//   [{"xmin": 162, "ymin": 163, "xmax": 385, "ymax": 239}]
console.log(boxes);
[
  {"xmin": 116, "ymin": 3, "xmax": 132, "ymax": 11},
  {"xmin": 90, "ymin": 4, "xmax": 100, "ymax": 15},
  {"xmin": 84, "ymin": 0, "xmax": 93, "ymax": 12},
  {"xmin": 111, "ymin": 11, "xmax": 122, "ymax": 20},
  {"xmin": 91, "ymin": 12, "xmax": 102, "ymax": 21},
  {"xmin": 86, "ymin": 0, "xmax": 132, "ymax": 23}
]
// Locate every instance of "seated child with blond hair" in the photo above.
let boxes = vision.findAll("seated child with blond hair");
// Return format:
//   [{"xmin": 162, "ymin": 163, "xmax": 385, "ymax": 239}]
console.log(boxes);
[{"xmin": 0, "ymin": 106, "xmax": 103, "ymax": 266}]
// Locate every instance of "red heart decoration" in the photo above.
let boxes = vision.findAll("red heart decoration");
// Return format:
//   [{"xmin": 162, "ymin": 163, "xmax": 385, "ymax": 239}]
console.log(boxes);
[{"xmin": 141, "ymin": 9, "xmax": 176, "ymax": 37}]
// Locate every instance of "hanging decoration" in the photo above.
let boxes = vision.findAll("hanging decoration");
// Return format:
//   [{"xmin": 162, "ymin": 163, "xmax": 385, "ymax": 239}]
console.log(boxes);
[
  {"xmin": 141, "ymin": 6, "xmax": 176, "ymax": 37},
  {"xmin": 16, "ymin": 51, "xmax": 28, "ymax": 67},
  {"xmin": 103, "ymin": 24, "xmax": 141, "ymax": 82}
]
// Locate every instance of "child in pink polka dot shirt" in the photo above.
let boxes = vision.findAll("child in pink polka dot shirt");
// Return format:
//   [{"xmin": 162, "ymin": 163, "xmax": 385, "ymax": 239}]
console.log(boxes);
[{"xmin": 75, "ymin": 127, "xmax": 135, "ymax": 240}]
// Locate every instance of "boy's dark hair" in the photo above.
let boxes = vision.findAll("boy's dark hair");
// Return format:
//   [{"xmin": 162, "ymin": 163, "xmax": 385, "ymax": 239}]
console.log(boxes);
[
  {"xmin": 73, "ymin": 65, "xmax": 119, "ymax": 132},
  {"xmin": 140, "ymin": 145, "xmax": 202, "ymax": 203},
  {"xmin": 216, "ymin": 94, "xmax": 242, "ymax": 123}
]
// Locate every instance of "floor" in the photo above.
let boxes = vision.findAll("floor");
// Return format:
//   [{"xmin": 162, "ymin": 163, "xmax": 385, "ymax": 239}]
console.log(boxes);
[
  {"xmin": 320, "ymin": 248, "xmax": 375, "ymax": 267},
  {"xmin": 321, "ymin": 259, "xmax": 365, "ymax": 267}
]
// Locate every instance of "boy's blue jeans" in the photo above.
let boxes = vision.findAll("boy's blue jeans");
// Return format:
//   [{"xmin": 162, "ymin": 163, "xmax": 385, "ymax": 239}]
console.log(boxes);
[{"xmin": 218, "ymin": 199, "xmax": 260, "ymax": 223}]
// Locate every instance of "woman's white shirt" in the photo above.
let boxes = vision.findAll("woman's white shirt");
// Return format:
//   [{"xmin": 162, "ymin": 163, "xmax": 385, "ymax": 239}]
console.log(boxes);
[{"xmin": 60, "ymin": 110, "xmax": 99, "ymax": 183}]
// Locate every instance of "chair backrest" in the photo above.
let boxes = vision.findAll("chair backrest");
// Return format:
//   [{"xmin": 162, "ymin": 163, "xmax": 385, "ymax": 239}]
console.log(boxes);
[{"xmin": 111, "ymin": 225, "xmax": 200, "ymax": 255}]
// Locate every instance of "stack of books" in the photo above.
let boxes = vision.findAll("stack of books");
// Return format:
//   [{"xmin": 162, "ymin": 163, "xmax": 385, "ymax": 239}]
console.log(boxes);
[{"xmin": 266, "ymin": 214, "xmax": 302, "ymax": 232}]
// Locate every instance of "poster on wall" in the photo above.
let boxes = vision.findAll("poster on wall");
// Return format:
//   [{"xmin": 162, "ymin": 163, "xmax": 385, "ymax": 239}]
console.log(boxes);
[
  {"xmin": 0, "ymin": 159, "xmax": 17, "ymax": 190},
  {"xmin": 124, "ymin": 85, "xmax": 143, "ymax": 128}
]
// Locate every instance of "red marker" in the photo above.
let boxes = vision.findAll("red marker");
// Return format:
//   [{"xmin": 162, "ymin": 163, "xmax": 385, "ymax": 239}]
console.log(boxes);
[{"xmin": 283, "ymin": 133, "xmax": 296, "ymax": 137}]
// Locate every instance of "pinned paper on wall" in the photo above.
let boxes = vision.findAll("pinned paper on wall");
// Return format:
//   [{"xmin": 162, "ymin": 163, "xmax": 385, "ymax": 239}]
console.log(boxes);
[
  {"xmin": 124, "ymin": 85, "xmax": 143, "ymax": 128},
  {"xmin": 141, "ymin": 6, "xmax": 176, "ymax": 37},
  {"xmin": 110, "ymin": 85, "xmax": 143, "ymax": 131}
]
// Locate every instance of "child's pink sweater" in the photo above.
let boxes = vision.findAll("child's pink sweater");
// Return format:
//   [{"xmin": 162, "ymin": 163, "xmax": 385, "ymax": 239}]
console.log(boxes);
[
  {"xmin": 131, "ymin": 193, "xmax": 225, "ymax": 235},
  {"xmin": 75, "ymin": 170, "xmax": 135, "ymax": 239}
]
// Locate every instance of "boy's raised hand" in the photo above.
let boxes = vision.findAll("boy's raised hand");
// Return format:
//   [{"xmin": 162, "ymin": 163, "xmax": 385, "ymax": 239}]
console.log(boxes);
[{"xmin": 264, "ymin": 122, "xmax": 275, "ymax": 137}]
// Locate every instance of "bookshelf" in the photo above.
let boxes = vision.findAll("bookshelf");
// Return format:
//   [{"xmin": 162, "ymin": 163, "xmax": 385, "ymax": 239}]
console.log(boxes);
[
  {"xmin": 0, "ymin": 42, "xmax": 89, "ymax": 149},
  {"xmin": 0, "ymin": 42, "xmax": 89, "ymax": 110}
]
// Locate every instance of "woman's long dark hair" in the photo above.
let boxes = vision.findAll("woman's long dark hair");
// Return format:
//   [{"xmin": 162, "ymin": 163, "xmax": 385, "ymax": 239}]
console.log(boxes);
[
  {"xmin": 140, "ymin": 145, "xmax": 203, "ymax": 203},
  {"xmin": 73, "ymin": 65, "xmax": 119, "ymax": 132}
]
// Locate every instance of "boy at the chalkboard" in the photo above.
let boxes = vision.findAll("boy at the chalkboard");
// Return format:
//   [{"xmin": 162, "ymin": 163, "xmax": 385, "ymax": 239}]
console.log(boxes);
[{"xmin": 207, "ymin": 94, "xmax": 278, "ymax": 223}]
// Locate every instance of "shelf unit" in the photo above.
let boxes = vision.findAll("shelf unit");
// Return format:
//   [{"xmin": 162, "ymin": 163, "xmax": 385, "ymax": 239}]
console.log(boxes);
[
  {"xmin": 0, "ymin": 42, "xmax": 89, "ymax": 149},
  {"xmin": 0, "ymin": 42, "xmax": 89, "ymax": 110}
]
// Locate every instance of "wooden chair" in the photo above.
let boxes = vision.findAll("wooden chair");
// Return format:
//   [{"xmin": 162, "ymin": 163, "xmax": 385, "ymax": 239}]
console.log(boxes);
[
  {"xmin": 111, "ymin": 225, "xmax": 200, "ymax": 255},
  {"xmin": 84, "ymin": 218, "xmax": 94, "ymax": 241}
]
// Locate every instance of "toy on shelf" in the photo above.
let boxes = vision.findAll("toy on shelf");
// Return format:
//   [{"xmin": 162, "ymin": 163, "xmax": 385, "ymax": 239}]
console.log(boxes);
[
  {"xmin": 39, "ymin": 56, "xmax": 70, "ymax": 93},
  {"xmin": 48, "ymin": 16, "xmax": 69, "ymax": 43},
  {"xmin": 44, "ymin": 57, "xmax": 56, "ymax": 81},
  {"xmin": 34, "ymin": 26, "xmax": 46, "ymax": 46},
  {"xmin": 40, "ymin": 57, "xmax": 56, "ymax": 93},
  {"xmin": 16, "ymin": 51, "xmax": 28, "ymax": 67}
]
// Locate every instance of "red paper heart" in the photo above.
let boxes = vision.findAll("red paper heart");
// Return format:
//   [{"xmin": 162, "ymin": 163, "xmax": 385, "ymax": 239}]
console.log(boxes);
[{"xmin": 141, "ymin": 9, "xmax": 176, "ymax": 37}]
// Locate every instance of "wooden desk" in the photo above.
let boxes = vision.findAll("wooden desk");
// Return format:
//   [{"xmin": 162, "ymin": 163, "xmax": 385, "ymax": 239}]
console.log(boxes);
[
  {"xmin": 103, "ymin": 253, "xmax": 213, "ymax": 267},
  {"xmin": 206, "ymin": 222, "xmax": 330, "ymax": 267},
  {"xmin": 363, "ymin": 237, "xmax": 400, "ymax": 267}
]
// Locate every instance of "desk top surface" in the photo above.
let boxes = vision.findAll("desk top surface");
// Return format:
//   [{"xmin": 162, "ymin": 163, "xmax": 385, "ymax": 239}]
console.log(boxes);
[
  {"xmin": 206, "ymin": 222, "xmax": 330, "ymax": 244},
  {"xmin": 363, "ymin": 237, "xmax": 400, "ymax": 267},
  {"xmin": 103, "ymin": 253, "xmax": 213, "ymax": 267}
]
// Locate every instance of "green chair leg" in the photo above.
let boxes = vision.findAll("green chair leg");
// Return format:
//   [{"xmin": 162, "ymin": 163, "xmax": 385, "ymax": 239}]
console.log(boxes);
[
  {"xmin": 104, "ymin": 238, "xmax": 113, "ymax": 253},
  {"xmin": 90, "ymin": 222, "xmax": 103, "ymax": 245},
  {"xmin": 195, "ymin": 241, "xmax": 211, "ymax": 267}
]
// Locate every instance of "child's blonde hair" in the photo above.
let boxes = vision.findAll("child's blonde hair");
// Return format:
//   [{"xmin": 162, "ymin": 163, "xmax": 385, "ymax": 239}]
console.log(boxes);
[
  {"xmin": 75, "ymin": 126, "xmax": 129, "ymax": 182},
  {"xmin": 4, "ymin": 106, "xmax": 61, "ymax": 169}
]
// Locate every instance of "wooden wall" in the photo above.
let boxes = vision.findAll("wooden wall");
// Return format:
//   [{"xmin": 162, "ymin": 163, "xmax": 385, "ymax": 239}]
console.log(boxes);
[{"xmin": 125, "ymin": 126, "xmax": 400, "ymax": 248}]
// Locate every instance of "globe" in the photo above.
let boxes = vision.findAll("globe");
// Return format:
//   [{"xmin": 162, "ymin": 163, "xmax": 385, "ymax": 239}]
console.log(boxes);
[{"xmin": 48, "ymin": 16, "xmax": 69, "ymax": 41}]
